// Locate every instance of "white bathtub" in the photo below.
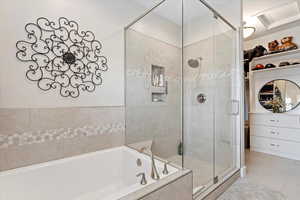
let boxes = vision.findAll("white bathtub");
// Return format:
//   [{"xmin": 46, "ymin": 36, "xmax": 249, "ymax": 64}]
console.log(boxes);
[{"xmin": 0, "ymin": 146, "xmax": 178, "ymax": 200}]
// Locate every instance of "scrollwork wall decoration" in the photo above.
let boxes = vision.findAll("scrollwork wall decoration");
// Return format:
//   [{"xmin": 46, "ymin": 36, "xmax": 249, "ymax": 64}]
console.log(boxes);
[{"xmin": 16, "ymin": 17, "xmax": 108, "ymax": 98}]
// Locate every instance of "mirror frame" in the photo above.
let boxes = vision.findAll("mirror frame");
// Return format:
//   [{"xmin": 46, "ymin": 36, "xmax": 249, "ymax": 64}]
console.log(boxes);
[{"xmin": 258, "ymin": 79, "xmax": 300, "ymax": 113}]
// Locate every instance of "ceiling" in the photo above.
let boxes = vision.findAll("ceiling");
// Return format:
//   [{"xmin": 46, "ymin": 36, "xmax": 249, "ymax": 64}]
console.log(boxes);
[
  {"xmin": 130, "ymin": 0, "xmax": 300, "ymax": 40},
  {"xmin": 243, "ymin": 0, "xmax": 300, "ymax": 40},
  {"xmin": 130, "ymin": 0, "xmax": 235, "ymax": 26},
  {"xmin": 130, "ymin": 0, "xmax": 202, "ymax": 25}
]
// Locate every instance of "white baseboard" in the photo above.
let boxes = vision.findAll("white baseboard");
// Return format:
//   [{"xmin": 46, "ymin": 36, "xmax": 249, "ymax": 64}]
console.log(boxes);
[{"xmin": 251, "ymin": 147, "xmax": 300, "ymax": 161}]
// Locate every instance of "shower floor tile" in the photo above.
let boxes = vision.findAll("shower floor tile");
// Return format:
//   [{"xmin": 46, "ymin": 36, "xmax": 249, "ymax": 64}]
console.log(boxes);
[{"xmin": 168, "ymin": 155, "xmax": 228, "ymax": 190}]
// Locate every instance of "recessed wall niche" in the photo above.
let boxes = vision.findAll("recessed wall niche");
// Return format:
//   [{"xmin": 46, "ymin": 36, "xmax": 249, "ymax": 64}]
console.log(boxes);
[{"xmin": 151, "ymin": 65, "xmax": 167, "ymax": 102}]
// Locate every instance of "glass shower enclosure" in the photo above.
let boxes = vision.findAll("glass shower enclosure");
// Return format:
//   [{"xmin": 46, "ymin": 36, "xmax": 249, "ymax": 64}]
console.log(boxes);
[{"xmin": 125, "ymin": 0, "xmax": 241, "ymax": 196}]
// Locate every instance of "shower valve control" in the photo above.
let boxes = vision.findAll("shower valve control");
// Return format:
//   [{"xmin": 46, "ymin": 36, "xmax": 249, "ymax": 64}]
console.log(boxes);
[{"xmin": 197, "ymin": 93, "xmax": 207, "ymax": 104}]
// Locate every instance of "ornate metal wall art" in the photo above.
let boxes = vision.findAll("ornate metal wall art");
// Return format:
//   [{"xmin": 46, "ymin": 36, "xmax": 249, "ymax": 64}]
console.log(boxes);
[{"xmin": 16, "ymin": 17, "xmax": 108, "ymax": 98}]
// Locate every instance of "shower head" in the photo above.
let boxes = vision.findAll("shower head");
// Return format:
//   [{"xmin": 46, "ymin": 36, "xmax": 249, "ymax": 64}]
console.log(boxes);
[{"xmin": 188, "ymin": 57, "xmax": 202, "ymax": 68}]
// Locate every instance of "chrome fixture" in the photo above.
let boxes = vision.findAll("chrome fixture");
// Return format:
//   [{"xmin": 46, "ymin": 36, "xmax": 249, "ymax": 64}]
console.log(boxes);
[
  {"xmin": 138, "ymin": 146, "xmax": 160, "ymax": 180},
  {"xmin": 136, "ymin": 173, "xmax": 147, "ymax": 185},
  {"xmin": 137, "ymin": 147, "xmax": 147, "ymax": 167},
  {"xmin": 187, "ymin": 57, "xmax": 202, "ymax": 68},
  {"xmin": 150, "ymin": 153, "xmax": 160, "ymax": 180},
  {"xmin": 197, "ymin": 93, "xmax": 207, "ymax": 104},
  {"xmin": 162, "ymin": 161, "xmax": 170, "ymax": 175},
  {"xmin": 136, "ymin": 158, "xmax": 142, "ymax": 167}
]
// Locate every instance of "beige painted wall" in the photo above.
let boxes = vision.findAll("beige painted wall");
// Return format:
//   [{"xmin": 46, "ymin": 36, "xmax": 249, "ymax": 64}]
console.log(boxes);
[
  {"xmin": 0, "ymin": 0, "xmax": 148, "ymax": 171},
  {"xmin": 244, "ymin": 25, "xmax": 300, "ymax": 50}
]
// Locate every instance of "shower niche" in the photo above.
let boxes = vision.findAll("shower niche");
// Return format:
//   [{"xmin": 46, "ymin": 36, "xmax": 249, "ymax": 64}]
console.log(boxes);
[{"xmin": 151, "ymin": 65, "xmax": 167, "ymax": 102}]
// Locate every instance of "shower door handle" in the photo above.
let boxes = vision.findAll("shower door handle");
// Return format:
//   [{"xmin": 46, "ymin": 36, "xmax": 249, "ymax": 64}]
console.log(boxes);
[{"xmin": 231, "ymin": 100, "xmax": 239, "ymax": 115}]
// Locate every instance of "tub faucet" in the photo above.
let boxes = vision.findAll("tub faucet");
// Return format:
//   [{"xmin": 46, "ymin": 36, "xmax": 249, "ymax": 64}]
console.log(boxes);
[
  {"xmin": 150, "ymin": 151, "xmax": 160, "ymax": 180},
  {"xmin": 138, "ymin": 146, "xmax": 160, "ymax": 180}
]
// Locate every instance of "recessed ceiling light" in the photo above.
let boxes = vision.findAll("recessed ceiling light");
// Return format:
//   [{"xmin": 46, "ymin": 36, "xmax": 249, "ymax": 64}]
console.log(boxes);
[{"xmin": 243, "ymin": 26, "xmax": 256, "ymax": 38}]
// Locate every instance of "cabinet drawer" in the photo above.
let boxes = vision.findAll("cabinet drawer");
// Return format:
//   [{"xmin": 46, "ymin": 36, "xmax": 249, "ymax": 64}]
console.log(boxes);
[
  {"xmin": 250, "ymin": 114, "xmax": 300, "ymax": 128},
  {"xmin": 250, "ymin": 136, "xmax": 300, "ymax": 160},
  {"xmin": 250, "ymin": 125, "xmax": 300, "ymax": 142}
]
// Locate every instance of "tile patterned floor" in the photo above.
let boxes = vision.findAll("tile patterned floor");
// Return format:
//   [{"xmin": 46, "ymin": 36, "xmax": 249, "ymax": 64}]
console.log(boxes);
[{"xmin": 218, "ymin": 150, "xmax": 300, "ymax": 200}]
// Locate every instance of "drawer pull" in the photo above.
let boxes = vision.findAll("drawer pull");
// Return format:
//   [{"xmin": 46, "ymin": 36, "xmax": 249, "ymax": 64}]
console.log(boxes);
[
  {"xmin": 270, "ymin": 131, "xmax": 280, "ymax": 135},
  {"xmin": 270, "ymin": 119, "xmax": 280, "ymax": 122},
  {"xmin": 270, "ymin": 143, "xmax": 280, "ymax": 147}
]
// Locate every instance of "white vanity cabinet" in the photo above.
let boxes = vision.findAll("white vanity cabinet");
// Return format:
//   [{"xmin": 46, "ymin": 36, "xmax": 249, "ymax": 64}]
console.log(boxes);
[
  {"xmin": 250, "ymin": 113, "xmax": 300, "ymax": 160},
  {"xmin": 248, "ymin": 49, "xmax": 300, "ymax": 160},
  {"xmin": 250, "ymin": 113, "xmax": 300, "ymax": 129}
]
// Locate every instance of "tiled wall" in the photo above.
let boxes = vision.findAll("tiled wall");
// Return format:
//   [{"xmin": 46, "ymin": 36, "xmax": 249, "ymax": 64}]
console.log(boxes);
[
  {"xmin": 0, "ymin": 106, "xmax": 124, "ymax": 171},
  {"xmin": 141, "ymin": 172, "xmax": 193, "ymax": 200},
  {"xmin": 119, "ymin": 170, "xmax": 193, "ymax": 200},
  {"xmin": 125, "ymin": 29, "xmax": 182, "ymax": 160}
]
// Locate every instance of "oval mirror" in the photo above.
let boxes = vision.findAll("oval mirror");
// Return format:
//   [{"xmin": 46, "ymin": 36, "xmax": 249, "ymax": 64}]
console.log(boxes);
[{"xmin": 258, "ymin": 79, "xmax": 300, "ymax": 113}]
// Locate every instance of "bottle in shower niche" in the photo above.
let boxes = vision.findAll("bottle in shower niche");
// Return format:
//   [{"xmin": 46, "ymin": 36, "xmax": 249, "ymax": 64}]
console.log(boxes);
[
  {"xmin": 151, "ymin": 65, "xmax": 165, "ymax": 87},
  {"xmin": 178, "ymin": 142, "xmax": 183, "ymax": 156},
  {"xmin": 158, "ymin": 73, "xmax": 164, "ymax": 87},
  {"xmin": 151, "ymin": 65, "xmax": 167, "ymax": 103},
  {"xmin": 154, "ymin": 73, "xmax": 160, "ymax": 87}
]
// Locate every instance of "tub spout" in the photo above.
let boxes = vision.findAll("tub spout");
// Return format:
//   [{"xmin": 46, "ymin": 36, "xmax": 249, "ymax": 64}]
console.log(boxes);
[
  {"xmin": 138, "ymin": 145, "xmax": 160, "ymax": 180},
  {"xmin": 151, "ymin": 153, "xmax": 160, "ymax": 180}
]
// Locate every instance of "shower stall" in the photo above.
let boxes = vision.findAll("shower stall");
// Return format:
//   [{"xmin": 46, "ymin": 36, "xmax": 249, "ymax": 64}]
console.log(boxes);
[{"xmin": 125, "ymin": 0, "xmax": 241, "ymax": 197}]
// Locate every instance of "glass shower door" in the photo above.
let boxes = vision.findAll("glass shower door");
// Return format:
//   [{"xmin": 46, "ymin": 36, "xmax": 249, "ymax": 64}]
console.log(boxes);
[
  {"xmin": 213, "ymin": 15, "xmax": 238, "ymax": 184},
  {"xmin": 183, "ymin": 0, "xmax": 215, "ymax": 191},
  {"xmin": 183, "ymin": 0, "xmax": 238, "ymax": 194},
  {"xmin": 124, "ymin": 0, "xmax": 240, "ymax": 196}
]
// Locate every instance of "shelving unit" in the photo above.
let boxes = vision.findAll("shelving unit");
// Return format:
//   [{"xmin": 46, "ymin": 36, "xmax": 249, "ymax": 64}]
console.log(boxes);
[
  {"xmin": 250, "ymin": 49, "xmax": 300, "ymax": 73},
  {"xmin": 249, "ymin": 49, "xmax": 300, "ymax": 113},
  {"xmin": 251, "ymin": 48, "xmax": 300, "ymax": 62},
  {"xmin": 248, "ymin": 48, "xmax": 300, "ymax": 160},
  {"xmin": 251, "ymin": 63, "xmax": 300, "ymax": 73},
  {"xmin": 258, "ymin": 81, "xmax": 274, "ymax": 112}
]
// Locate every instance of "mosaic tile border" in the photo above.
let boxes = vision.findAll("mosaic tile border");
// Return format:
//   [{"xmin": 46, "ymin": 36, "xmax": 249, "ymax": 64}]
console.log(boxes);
[
  {"xmin": 0, "ymin": 122, "xmax": 125, "ymax": 149},
  {"xmin": 127, "ymin": 68, "xmax": 235, "ymax": 82},
  {"xmin": 127, "ymin": 69, "xmax": 181, "ymax": 81}
]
